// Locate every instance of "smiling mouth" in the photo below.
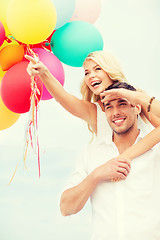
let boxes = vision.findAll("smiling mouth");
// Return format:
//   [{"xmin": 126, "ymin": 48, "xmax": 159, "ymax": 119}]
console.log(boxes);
[
  {"xmin": 91, "ymin": 81, "xmax": 101, "ymax": 87},
  {"xmin": 113, "ymin": 118, "xmax": 126, "ymax": 124}
]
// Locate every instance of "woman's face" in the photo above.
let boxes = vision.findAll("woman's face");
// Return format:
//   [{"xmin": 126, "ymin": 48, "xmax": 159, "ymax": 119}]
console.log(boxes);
[{"xmin": 84, "ymin": 59, "xmax": 113, "ymax": 95}]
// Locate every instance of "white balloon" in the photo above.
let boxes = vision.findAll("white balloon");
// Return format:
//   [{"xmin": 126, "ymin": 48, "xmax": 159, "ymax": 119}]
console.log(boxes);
[
  {"xmin": 70, "ymin": 0, "xmax": 101, "ymax": 24},
  {"xmin": 52, "ymin": 0, "xmax": 76, "ymax": 29}
]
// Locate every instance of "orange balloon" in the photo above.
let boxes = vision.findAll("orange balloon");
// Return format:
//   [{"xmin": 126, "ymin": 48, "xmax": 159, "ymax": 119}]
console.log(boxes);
[
  {"xmin": 0, "ymin": 96, "xmax": 20, "ymax": 130},
  {"xmin": 0, "ymin": 67, "xmax": 6, "ymax": 78},
  {"xmin": 0, "ymin": 44, "xmax": 24, "ymax": 71},
  {"xmin": 0, "ymin": 37, "xmax": 19, "ymax": 51}
]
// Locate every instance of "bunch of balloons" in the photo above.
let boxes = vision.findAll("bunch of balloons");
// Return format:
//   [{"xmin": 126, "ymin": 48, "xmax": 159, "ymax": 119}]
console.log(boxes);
[{"xmin": 0, "ymin": 0, "xmax": 103, "ymax": 131}]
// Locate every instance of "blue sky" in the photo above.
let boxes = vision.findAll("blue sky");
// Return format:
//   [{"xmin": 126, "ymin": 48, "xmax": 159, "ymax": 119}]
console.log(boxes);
[{"xmin": 0, "ymin": 0, "xmax": 160, "ymax": 239}]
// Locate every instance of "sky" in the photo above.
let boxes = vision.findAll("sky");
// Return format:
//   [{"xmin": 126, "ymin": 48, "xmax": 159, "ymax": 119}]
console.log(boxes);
[{"xmin": 0, "ymin": 0, "xmax": 160, "ymax": 239}]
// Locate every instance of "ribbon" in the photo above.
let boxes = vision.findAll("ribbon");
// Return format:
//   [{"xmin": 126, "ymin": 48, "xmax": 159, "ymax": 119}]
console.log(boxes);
[{"xmin": 9, "ymin": 46, "xmax": 41, "ymax": 184}]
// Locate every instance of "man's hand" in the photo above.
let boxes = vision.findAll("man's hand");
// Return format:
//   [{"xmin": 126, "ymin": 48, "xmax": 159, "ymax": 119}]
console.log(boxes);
[{"xmin": 94, "ymin": 157, "xmax": 131, "ymax": 182}]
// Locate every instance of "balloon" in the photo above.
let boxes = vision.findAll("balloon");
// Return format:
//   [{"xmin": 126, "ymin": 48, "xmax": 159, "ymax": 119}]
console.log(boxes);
[
  {"xmin": 0, "ymin": 67, "xmax": 6, "ymax": 78},
  {"xmin": 0, "ymin": 44, "xmax": 24, "ymax": 71},
  {"xmin": 0, "ymin": 0, "xmax": 11, "ymax": 36},
  {"xmin": 30, "ymin": 30, "xmax": 56, "ymax": 52},
  {"xmin": 52, "ymin": 0, "xmax": 76, "ymax": 29},
  {"xmin": 51, "ymin": 21, "xmax": 103, "ymax": 67},
  {"xmin": 0, "ymin": 96, "xmax": 20, "ymax": 131},
  {"xmin": 0, "ymin": 36, "xmax": 19, "ymax": 51},
  {"xmin": 7, "ymin": 0, "xmax": 57, "ymax": 44},
  {"xmin": 0, "ymin": 38, "xmax": 19, "ymax": 76},
  {"xmin": 0, "ymin": 21, "xmax": 6, "ymax": 47},
  {"xmin": 70, "ymin": 0, "xmax": 101, "ymax": 24},
  {"xmin": 1, "ymin": 61, "xmax": 43, "ymax": 113},
  {"xmin": 32, "ymin": 48, "xmax": 65, "ymax": 100}
]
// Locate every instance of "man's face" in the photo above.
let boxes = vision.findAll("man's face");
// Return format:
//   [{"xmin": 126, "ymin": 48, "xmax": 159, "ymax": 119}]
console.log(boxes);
[{"xmin": 104, "ymin": 98, "xmax": 138, "ymax": 135}]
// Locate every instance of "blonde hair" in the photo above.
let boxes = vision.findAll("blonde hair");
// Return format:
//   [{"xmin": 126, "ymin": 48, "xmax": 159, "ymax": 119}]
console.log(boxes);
[{"xmin": 81, "ymin": 51, "xmax": 128, "ymax": 102}]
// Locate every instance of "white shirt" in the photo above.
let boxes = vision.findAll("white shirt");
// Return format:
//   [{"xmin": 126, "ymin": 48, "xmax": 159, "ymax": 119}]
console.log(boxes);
[{"xmin": 65, "ymin": 130, "xmax": 160, "ymax": 240}]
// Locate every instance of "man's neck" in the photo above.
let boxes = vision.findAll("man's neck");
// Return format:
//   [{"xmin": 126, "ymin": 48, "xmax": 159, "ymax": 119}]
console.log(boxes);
[{"xmin": 113, "ymin": 128, "xmax": 140, "ymax": 154}]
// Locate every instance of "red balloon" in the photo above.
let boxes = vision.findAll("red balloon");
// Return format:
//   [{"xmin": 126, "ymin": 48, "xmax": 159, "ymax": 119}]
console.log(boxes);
[{"xmin": 1, "ymin": 61, "xmax": 43, "ymax": 113}]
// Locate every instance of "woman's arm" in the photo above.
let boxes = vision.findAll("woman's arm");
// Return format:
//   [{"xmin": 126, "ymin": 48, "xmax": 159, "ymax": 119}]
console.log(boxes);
[
  {"xmin": 25, "ymin": 55, "xmax": 97, "ymax": 132},
  {"xmin": 139, "ymin": 95, "xmax": 160, "ymax": 127},
  {"xmin": 111, "ymin": 123, "xmax": 160, "ymax": 182},
  {"xmin": 119, "ymin": 126, "xmax": 160, "ymax": 161}
]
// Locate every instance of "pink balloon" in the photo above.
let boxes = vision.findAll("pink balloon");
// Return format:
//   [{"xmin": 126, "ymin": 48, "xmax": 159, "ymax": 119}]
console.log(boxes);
[
  {"xmin": 70, "ymin": 0, "xmax": 101, "ymax": 24},
  {"xmin": 0, "ymin": 21, "xmax": 6, "ymax": 47},
  {"xmin": 32, "ymin": 48, "xmax": 65, "ymax": 100}
]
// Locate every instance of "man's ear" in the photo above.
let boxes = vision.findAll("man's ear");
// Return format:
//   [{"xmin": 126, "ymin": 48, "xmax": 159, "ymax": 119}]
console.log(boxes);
[{"xmin": 135, "ymin": 104, "xmax": 141, "ymax": 115}]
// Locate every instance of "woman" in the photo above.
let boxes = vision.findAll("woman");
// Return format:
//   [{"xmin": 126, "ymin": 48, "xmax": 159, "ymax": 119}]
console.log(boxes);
[
  {"xmin": 25, "ymin": 51, "xmax": 127, "ymax": 138},
  {"xmin": 25, "ymin": 51, "xmax": 160, "ymax": 174}
]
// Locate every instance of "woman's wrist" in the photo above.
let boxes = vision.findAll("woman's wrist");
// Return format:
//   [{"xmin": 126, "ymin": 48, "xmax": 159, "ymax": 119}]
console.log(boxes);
[
  {"xmin": 39, "ymin": 67, "xmax": 51, "ymax": 80},
  {"xmin": 136, "ymin": 91, "xmax": 151, "ymax": 109},
  {"xmin": 118, "ymin": 153, "xmax": 132, "ymax": 163}
]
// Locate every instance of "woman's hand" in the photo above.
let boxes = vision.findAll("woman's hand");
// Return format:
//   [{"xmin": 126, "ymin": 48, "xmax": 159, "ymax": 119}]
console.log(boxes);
[
  {"xmin": 25, "ymin": 55, "xmax": 48, "ymax": 77},
  {"xmin": 100, "ymin": 88, "xmax": 144, "ymax": 107}
]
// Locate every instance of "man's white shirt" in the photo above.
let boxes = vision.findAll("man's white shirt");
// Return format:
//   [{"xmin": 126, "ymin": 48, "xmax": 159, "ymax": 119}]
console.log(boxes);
[{"xmin": 64, "ymin": 130, "xmax": 160, "ymax": 240}]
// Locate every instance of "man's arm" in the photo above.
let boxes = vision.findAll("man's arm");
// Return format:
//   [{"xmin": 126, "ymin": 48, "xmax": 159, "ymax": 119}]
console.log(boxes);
[
  {"xmin": 60, "ymin": 158, "xmax": 130, "ymax": 216},
  {"xmin": 60, "ymin": 171, "xmax": 100, "ymax": 216}
]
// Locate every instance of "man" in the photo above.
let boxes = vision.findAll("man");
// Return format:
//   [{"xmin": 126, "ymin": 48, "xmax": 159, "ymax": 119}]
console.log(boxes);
[{"xmin": 60, "ymin": 82, "xmax": 160, "ymax": 240}]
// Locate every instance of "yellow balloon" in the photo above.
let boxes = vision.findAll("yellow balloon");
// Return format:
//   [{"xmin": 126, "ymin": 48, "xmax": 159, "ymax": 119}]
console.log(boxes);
[
  {"xmin": 7, "ymin": 0, "xmax": 57, "ymax": 44},
  {"xmin": 0, "ymin": 96, "xmax": 20, "ymax": 130},
  {"xmin": 0, "ymin": 0, "xmax": 11, "ymax": 36}
]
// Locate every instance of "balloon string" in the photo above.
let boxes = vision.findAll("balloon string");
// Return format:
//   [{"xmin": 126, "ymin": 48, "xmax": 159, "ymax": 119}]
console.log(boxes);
[
  {"xmin": 27, "ymin": 74, "xmax": 41, "ymax": 177},
  {"xmin": 36, "ymin": 101, "xmax": 40, "ymax": 178},
  {"xmin": 24, "ymin": 140, "xmax": 29, "ymax": 170},
  {"xmin": 9, "ymin": 46, "xmax": 41, "ymax": 184},
  {"xmin": 4, "ymin": 36, "xmax": 12, "ymax": 43},
  {"xmin": 26, "ymin": 46, "xmax": 41, "ymax": 178},
  {"xmin": 8, "ymin": 159, "xmax": 21, "ymax": 185}
]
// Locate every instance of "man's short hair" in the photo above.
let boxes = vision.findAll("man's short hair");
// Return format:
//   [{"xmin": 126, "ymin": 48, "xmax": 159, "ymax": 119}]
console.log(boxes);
[
  {"xmin": 102, "ymin": 82, "xmax": 137, "ymax": 110},
  {"xmin": 105, "ymin": 81, "xmax": 136, "ymax": 92}
]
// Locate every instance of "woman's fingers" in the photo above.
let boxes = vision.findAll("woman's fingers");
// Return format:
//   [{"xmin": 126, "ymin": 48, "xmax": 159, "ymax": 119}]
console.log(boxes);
[
  {"xmin": 100, "ymin": 89, "xmax": 119, "ymax": 97},
  {"xmin": 101, "ymin": 94, "xmax": 122, "ymax": 103},
  {"xmin": 118, "ymin": 167, "xmax": 129, "ymax": 177},
  {"xmin": 118, "ymin": 158, "xmax": 131, "ymax": 167},
  {"xmin": 25, "ymin": 55, "xmax": 38, "ymax": 64},
  {"xmin": 119, "ymin": 163, "xmax": 130, "ymax": 173},
  {"xmin": 26, "ymin": 60, "xmax": 40, "ymax": 76},
  {"xmin": 27, "ymin": 67, "xmax": 39, "ymax": 76}
]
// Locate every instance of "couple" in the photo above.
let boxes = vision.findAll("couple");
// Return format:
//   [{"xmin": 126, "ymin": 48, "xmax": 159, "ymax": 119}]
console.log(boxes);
[
  {"xmin": 26, "ymin": 50, "xmax": 160, "ymax": 239},
  {"xmin": 60, "ymin": 82, "xmax": 160, "ymax": 240}
]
